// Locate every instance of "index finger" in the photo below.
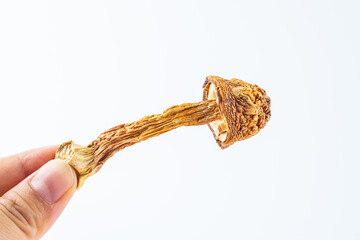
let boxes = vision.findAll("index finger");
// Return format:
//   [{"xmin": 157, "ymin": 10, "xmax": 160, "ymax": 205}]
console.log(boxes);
[{"xmin": 0, "ymin": 145, "xmax": 59, "ymax": 196}]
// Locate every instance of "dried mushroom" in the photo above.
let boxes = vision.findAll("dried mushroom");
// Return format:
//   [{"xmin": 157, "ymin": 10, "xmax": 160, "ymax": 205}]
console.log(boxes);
[
  {"xmin": 203, "ymin": 76, "xmax": 271, "ymax": 149},
  {"xmin": 56, "ymin": 76, "xmax": 271, "ymax": 188}
]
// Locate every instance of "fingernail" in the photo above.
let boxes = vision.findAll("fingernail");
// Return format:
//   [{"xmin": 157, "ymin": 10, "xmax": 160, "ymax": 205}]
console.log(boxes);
[{"xmin": 30, "ymin": 159, "xmax": 75, "ymax": 203}]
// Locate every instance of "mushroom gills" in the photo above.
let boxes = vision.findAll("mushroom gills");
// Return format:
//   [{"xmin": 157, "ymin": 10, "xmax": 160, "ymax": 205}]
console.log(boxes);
[{"xmin": 207, "ymin": 83, "xmax": 228, "ymax": 142}]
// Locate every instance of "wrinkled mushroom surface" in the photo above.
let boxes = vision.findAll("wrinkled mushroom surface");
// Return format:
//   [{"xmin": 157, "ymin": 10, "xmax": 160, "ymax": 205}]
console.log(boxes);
[
  {"xmin": 56, "ymin": 76, "xmax": 271, "ymax": 188},
  {"xmin": 203, "ymin": 76, "xmax": 271, "ymax": 149}
]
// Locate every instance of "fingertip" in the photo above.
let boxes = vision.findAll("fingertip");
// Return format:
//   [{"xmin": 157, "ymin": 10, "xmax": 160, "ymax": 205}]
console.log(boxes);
[
  {"xmin": 0, "ymin": 159, "xmax": 77, "ymax": 239},
  {"xmin": 30, "ymin": 159, "xmax": 77, "ymax": 204}
]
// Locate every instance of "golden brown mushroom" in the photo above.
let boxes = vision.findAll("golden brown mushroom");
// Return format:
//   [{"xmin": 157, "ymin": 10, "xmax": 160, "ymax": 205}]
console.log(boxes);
[
  {"xmin": 56, "ymin": 76, "xmax": 271, "ymax": 188},
  {"xmin": 203, "ymin": 76, "xmax": 271, "ymax": 149}
]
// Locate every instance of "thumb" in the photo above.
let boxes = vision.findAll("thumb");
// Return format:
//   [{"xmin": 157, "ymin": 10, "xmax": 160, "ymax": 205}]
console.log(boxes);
[{"xmin": 0, "ymin": 159, "xmax": 77, "ymax": 240}]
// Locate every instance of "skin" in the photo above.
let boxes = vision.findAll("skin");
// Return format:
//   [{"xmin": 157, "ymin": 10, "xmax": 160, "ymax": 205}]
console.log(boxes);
[{"xmin": 0, "ymin": 146, "xmax": 77, "ymax": 240}]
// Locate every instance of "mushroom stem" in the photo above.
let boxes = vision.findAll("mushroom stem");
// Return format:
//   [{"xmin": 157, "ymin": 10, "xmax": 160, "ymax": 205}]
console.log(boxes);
[
  {"xmin": 89, "ymin": 99, "xmax": 220, "ymax": 166},
  {"xmin": 56, "ymin": 99, "xmax": 220, "ymax": 188}
]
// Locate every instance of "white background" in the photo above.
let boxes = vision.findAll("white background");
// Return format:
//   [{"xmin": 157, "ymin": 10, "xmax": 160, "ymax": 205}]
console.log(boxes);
[{"xmin": 1, "ymin": 0, "xmax": 359, "ymax": 239}]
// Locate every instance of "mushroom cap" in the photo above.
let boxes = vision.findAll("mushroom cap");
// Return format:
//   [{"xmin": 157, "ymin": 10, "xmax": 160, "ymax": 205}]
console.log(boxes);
[{"xmin": 203, "ymin": 76, "xmax": 271, "ymax": 149}]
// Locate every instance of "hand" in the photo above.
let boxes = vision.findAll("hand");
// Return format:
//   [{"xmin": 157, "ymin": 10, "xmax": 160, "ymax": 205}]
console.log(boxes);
[{"xmin": 0, "ymin": 146, "xmax": 77, "ymax": 240}]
